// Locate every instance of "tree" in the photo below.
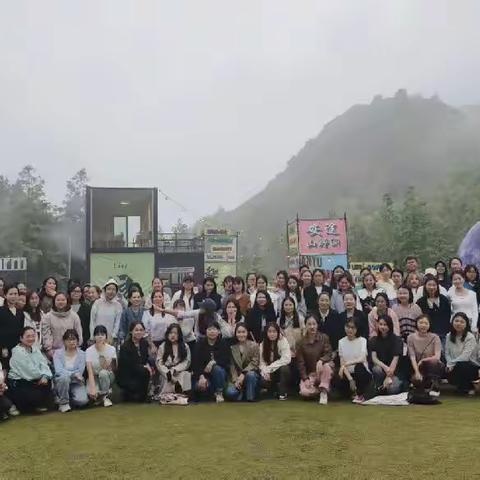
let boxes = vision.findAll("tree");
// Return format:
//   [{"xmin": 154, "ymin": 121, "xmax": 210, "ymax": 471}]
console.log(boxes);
[
  {"xmin": 171, "ymin": 218, "xmax": 190, "ymax": 234},
  {"xmin": 63, "ymin": 168, "xmax": 88, "ymax": 223}
]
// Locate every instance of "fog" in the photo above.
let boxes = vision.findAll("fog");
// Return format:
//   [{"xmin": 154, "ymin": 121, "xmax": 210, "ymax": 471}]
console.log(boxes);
[{"xmin": 1, "ymin": 0, "xmax": 479, "ymax": 229}]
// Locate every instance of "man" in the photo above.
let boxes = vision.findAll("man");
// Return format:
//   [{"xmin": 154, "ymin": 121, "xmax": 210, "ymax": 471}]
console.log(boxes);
[
  {"xmin": 89, "ymin": 279, "xmax": 123, "ymax": 343},
  {"xmin": 404, "ymin": 255, "xmax": 423, "ymax": 282},
  {"xmin": 449, "ymin": 257, "xmax": 463, "ymax": 275}
]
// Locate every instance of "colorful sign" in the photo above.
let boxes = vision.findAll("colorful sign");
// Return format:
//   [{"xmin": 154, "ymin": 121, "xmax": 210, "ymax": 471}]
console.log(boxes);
[
  {"xmin": 90, "ymin": 252, "xmax": 155, "ymax": 298},
  {"xmin": 298, "ymin": 219, "xmax": 347, "ymax": 256},
  {"xmin": 300, "ymin": 254, "xmax": 348, "ymax": 270},
  {"xmin": 204, "ymin": 231, "xmax": 237, "ymax": 263}
]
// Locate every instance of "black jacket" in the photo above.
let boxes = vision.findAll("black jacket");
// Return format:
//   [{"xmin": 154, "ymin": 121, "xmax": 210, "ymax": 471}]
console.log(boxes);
[
  {"xmin": 416, "ymin": 295, "xmax": 452, "ymax": 336},
  {"xmin": 192, "ymin": 337, "xmax": 230, "ymax": 380},
  {"xmin": 77, "ymin": 302, "xmax": 92, "ymax": 350},
  {"xmin": 336, "ymin": 310, "xmax": 369, "ymax": 347},
  {"xmin": 303, "ymin": 284, "xmax": 333, "ymax": 314},
  {"xmin": 246, "ymin": 306, "xmax": 277, "ymax": 343},
  {"xmin": 311, "ymin": 309, "xmax": 342, "ymax": 350},
  {"xmin": 116, "ymin": 338, "xmax": 150, "ymax": 388},
  {"xmin": 0, "ymin": 306, "xmax": 25, "ymax": 369}
]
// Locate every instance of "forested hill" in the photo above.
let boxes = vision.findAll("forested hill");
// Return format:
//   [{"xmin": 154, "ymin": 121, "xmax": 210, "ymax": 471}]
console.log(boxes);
[{"xmin": 203, "ymin": 91, "xmax": 480, "ymax": 274}]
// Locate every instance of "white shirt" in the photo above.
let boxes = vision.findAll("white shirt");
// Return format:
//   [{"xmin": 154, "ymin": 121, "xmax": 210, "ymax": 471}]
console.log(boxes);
[
  {"xmin": 338, "ymin": 336, "xmax": 369, "ymax": 373},
  {"xmin": 86, "ymin": 344, "xmax": 117, "ymax": 374},
  {"xmin": 142, "ymin": 310, "xmax": 177, "ymax": 343},
  {"xmin": 448, "ymin": 288, "xmax": 479, "ymax": 333}
]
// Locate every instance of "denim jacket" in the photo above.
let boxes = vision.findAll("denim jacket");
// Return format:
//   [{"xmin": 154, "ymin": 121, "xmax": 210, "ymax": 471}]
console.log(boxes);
[{"xmin": 53, "ymin": 348, "xmax": 86, "ymax": 378}]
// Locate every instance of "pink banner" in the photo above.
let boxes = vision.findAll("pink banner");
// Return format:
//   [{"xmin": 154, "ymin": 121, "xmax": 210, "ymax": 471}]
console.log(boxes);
[{"xmin": 298, "ymin": 219, "xmax": 347, "ymax": 255}]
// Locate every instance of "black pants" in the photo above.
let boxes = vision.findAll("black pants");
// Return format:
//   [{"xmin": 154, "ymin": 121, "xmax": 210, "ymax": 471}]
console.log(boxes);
[
  {"xmin": 337, "ymin": 364, "xmax": 372, "ymax": 396},
  {"xmin": 447, "ymin": 361, "xmax": 479, "ymax": 392},
  {"xmin": 118, "ymin": 370, "xmax": 151, "ymax": 402},
  {"xmin": 262, "ymin": 365, "xmax": 291, "ymax": 396},
  {"xmin": 0, "ymin": 394, "xmax": 12, "ymax": 415},
  {"xmin": 7, "ymin": 379, "xmax": 52, "ymax": 413}
]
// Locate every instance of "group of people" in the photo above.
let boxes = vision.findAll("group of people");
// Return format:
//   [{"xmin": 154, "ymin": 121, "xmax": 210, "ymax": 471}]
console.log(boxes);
[{"xmin": 1, "ymin": 254, "xmax": 480, "ymax": 420}]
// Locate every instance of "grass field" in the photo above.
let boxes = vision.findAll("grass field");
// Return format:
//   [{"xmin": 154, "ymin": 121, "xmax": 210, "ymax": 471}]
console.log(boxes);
[{"xmin": 1, "ymin": 394, "xmax": 480, "ymax": 480}]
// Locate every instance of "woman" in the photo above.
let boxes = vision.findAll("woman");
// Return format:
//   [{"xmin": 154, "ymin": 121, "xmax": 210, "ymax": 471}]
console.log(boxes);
[
  {"xmin": 464, "ymin": 265, "xmax": 480, "ymax": 303},
  {"xmin": 42, "ymin": 292, "xmax": 83, "ymax": 360},
  {"xmin": 68, "ymin": 283, "xmax": 92, "ymax": 350},
  {"xmin": 228, "ymin": 277, "xmax": 251, "ymax": 316},
  {"xmin": 53, "ymin": 329, "xmax": 89, "ymax": 412},
  {"xmin": 448, "ymin": 272, "xmax": 478, "ymax": 334},
  {"xmin": 39, "ymin": 276, "xmax": 57, "ymax": 314},
  {"xmin": 405, "ymin": 272, "xmax": 422, "ymax": 303},
  {"xmin": 89, "ymin": 285, "xmax": 102, "ymax": 303},
  {"xmin": 357, "ymin": 273, "xmax": 384, "ymax": 314},
  {"xmin": 329, "ymin": 265, "xmax": 346, "ymax": 290},
  {"xmin": 221, "ymin": 276, "xmax": 234, "ymax": 306},
  {"xmin": 407, "ymin": 315, "xmax": 444, "ymax": 396},
  {"xmin": 297, "ymin": 316, "xmax": 333, "ymax": 404},
  {"xmin": 16, "ymin": 293, "xmax": 26, "ymax": 311},
  {"xmin": 367, "ymin": 292, "xmax": 400, "ymax": 337},
  {"xmin": 312, "ymin": 292, "xmax": 341, "ymax": 348},
  {"xmin": 171, "ymin": 276, "xmax": 195, "ymax": 311},
  {"xmin": 245, "ymin": 272, "xmax": 257, "ymax": 296},
  {"xmin": 303, "ymin": 268, "xmax": 325, "ymax": 313},
  {"xmin": 156, "ymin": 323, "xmax": 191, "ymax": 395},
  {"xmin": 23, "ymin": 290, "xmax": 44, "ymax": 346},
  {"xmin": 246, "ymin": 290, "xmax": 277, "ymax": 343},
  {"xmin": 192, "ymin": 322, "xmax": 230, "ymax": 403},
  {"xmin": 225, "ymin": 322, "xmax": 260, "ymax": 402},
  {"xmin": 301, "ymin": 269, "xmax": 313, "ymax": 290},
  {"xmin": 193, "ymin": 277, "xmax": 222, "ymax": 312},
  {"xmin": 337, "ymin": 291, "xmax": 369, "ymax": 344},
  {"xmin": 331, "ymin": 273, "xmax": 362, "ymax": 313},
  {"xmin": 338, "ymin": 318, "xmax": 372, "ymax": 403},
  {"xmin": 377, "ymin": 263, "xmax": 395, "ymax": 293},
  {"xmin": 417, "ymin": 277, "xmax": 451, "ymax": 346},
  {"xmin": 0, "ymin": 285, "xmax": 26, "ymax": 371},
  {"xmin": 392, "ymin": 285, "xmax": 422, "ymax": 343},
  {"xmin": 86, "ymin": 325, "xmax": 117, "ymax": 407},
  {"xmin": 259, "ymin": 322, "xmax": 292, "ymax": 400},
  {"xmin": 445, "ymin": 312, "xmax": 480, "ymax": 394},
  {"xmin": 391, "ymin": 269, "xmax": 404, "ymax": 292},
  {"xmin": 435, "ymin": 260, "xmax": 451, "ymax": 290},
  {"xmin": 118, "ymin": 289, "xmax": 145, "ymax": 343},
  {"xmin": 221, "ymin": 299, "xmax": 243, "ymax": 339},
  {"xmin": 368, "ymin": 315, "xmax": 403, "ymax": 395},
  {"xmin": 117, "ymin": 321, "xmax": 153, "ymax": 402},
  {"xmin": 285, "ymin": 275, "xmax": 307, "ymax": 317},
  {"xmin": 169, "ymin": 299, "xmax": 196, "ymax": 354},
  {"xmin": 142, "ymin": 291, "xmax": 177, "ymax": 347},
  {"xmin": 8, "ymin": 326, "xmax": 53, "ymax": 413},
  {"xmin": 250, "ymin": 275, "xmax": 279, "ymax": 316},
  {"xmin": 278, "ymin": 297, "xmax": 305, "ymax": 357},
  {"xmin": 145, "ymin": 277, "xmax": 171, "ymax": 309}
]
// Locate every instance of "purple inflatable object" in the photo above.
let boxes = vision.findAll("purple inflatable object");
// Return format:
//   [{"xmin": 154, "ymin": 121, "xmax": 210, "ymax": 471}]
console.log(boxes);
[{"xmin": 459, "ymin": 222, "xmax": 480, "ymax": 268}]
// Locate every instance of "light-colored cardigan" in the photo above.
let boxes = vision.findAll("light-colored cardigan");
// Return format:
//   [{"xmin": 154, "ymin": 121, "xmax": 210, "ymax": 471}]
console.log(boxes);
[{"xmin": 259, "ymin": 336, "xmax": 291, "ymax": 375}]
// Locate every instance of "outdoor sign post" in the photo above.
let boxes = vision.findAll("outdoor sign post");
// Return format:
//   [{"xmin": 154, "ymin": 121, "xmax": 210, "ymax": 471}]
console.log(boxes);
[{"xmin": 203, "ymin": 228, "xmax": 238, "ymax": 287}]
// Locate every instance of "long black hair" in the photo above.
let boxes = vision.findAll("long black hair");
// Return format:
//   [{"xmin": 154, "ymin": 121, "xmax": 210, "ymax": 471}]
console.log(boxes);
[
  {"xmin": 252, "ymin": 290, "xmax": 276, "ymax": 320},
  {"xmin": 179, "ymin": 276, "xmax": 194, "ymax": 308},
  {"xmin": 279, "ymin": 296, "xmax": 300, "ymax": 329},
  {"xmin": 202, "ymin": 276, "xmax": 218, "ymax": 295},
  {"xmin": 24, "ymin": 290, "xmax": 42, "ymax": 324},
  {"xmin": 261, "ymin": 322, "xmax": 281, "ymax": 364},
  {"xmin": 377, "ymin": 314, "xmax": 394, "ymax": 339},
  {"xmin": 449, "ymin": 312, "xmax": 471, "ymax": 343},
  {"xmin": 222, "ymin": 298, "xmax": 242, "ymax": 322},
  {"xmin": 286, "ymin": 275, "xmax": 302, "ymax": 304},
  {"xmin": 149, "ymin": 291, "xmax": 165, "ymax": 317},
  {"xmin": 162, "ymin": 323, "xmax": 188, "ymax": 363}
]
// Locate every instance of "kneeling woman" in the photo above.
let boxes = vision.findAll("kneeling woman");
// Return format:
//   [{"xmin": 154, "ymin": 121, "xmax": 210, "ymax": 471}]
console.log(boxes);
[
  {"xmin": 86, "ymin": 325, "xmax": 117, "ymax": 407},
  {"xmin": 192, "ymin": 321, "xmax": 230, "ymax": 403},
  {"xmin": 53, "ymin": 329, "xmax": 89, "ymax": 413},
  {"xmin": 156, "ymin": 323, "xmax": 192, "ymax": 395},
  {"xmin": 338, "ymin": 318, "xmax": 372, "ymax": 403},
  {"xmin": 8, "ymin": 326, "xmax": 53, "ymax": 413},
  {"xmin": 445, "ymin": 312, "xmax": 480, "ymax": 394},
  {"xmin": 368, "ymin": 315, "xmax": 403, "ymax": 395},
  {"xmin": 117, "ymin": 322, "xmax": 153, "ymax": 402},
  {"xmin": 225, "ymin": 322, "xmax": 260, "ymax": 402},
  {"xmin": 297, "ymin": 316, "xmax": 333, "ymax": 405},
  {"xmin": 259, "ymin": 322, "xmax": 292, "ymax": 400},
  {"xmin": 407, "ymin": 315, "xmax": 444, "ymax": 396}
]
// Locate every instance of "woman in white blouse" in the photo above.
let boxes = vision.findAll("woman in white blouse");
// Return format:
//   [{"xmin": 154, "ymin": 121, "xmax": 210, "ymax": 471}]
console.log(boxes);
[{"xmin": 448, "ymin": 272, "xmax": 479, "ymax": 334}]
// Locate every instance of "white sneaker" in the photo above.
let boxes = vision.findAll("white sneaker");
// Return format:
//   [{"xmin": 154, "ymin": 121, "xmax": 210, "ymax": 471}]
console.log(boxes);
[
  {"xmin": 215, "ymin": 393, "xmax": 224, "ymax": 404},
  {"xmin": 103, "ymin": 398, "xmax": 113, "ymax": 407},
  {"xmin": 59, "ymin": 404, "xmax": 71, "ymax": 413},
  {"xmin": 319, "ymin": 391, "xmax": 328, "ymax": 405},
  {"xmin": 429, "ymin": 390, "xmax": 440, "ymax": 398},
  {"xmin": 8, "ymin": 405, "xmax": 20, "ymax": 417}
]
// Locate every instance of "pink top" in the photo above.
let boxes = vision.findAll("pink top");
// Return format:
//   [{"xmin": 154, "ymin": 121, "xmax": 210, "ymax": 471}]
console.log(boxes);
[{"xmin": 368, "ymin": 307, "xmax": 400, "ymax": 338}]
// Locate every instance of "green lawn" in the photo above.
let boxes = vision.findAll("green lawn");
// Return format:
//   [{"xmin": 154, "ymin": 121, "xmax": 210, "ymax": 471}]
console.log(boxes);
[{"xmin": 1, "ymin": 395, "xmax": 480, "ymax": 480}]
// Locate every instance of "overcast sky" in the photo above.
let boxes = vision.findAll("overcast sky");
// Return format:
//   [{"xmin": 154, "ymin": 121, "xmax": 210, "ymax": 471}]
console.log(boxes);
[{"xmin": 1, "ymin": 1, "xmax": 479, "ymax": 229}]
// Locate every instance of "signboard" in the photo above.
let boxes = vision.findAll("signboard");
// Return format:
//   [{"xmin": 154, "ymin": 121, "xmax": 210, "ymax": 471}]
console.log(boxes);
[
  {"xmin": 204, "ymin": 231, "xmax": 237, "ymax": 263},
  {"xmin": 0, "ymin": 257, "xmax": 27, "ymax": 271},
  {"xmin": 90, "ymin": 252, "xmax": 154, "ymax": 298},
  {"xmin": 299, "ymin": 254, "xmax": 348, "ymax": 270},
  {"xmin": 204, "ymin": 262, "xmax": 237, "ymax": 282},
  {"xmin": 158, "ymin": 267, "xmax": 195, "ymax": 288},
  {"xmin": 287, "ymin": 221, "xmax": 299, "ymax": 256},
  {"xmin": 298, "ymin": 219, "xmax": 347, "ymax": 256}
]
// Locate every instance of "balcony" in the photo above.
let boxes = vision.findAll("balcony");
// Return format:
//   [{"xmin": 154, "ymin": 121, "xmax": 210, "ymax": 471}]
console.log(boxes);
[{"xmin": 158, "ymin": 233, "xmax": 204, "ymax": 253}]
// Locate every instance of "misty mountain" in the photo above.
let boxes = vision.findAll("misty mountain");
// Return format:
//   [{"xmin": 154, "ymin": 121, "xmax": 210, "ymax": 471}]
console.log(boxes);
[{"xmin": 204, "ymin": 91, "xmax": 480, "ymax": 273}]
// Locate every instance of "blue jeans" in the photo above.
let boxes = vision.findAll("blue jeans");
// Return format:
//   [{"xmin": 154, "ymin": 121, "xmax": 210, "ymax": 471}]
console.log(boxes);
[
  {"xmin": 225, "ymin": 371, "xmax": 259, "ymax": 402},
  {"xmin": 194, "ymin": 365, "xmax": 227, "ymax": 397},
  {"xmin": 54, "ymin": 375, "xmax": 89, "ymax": 407}
]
